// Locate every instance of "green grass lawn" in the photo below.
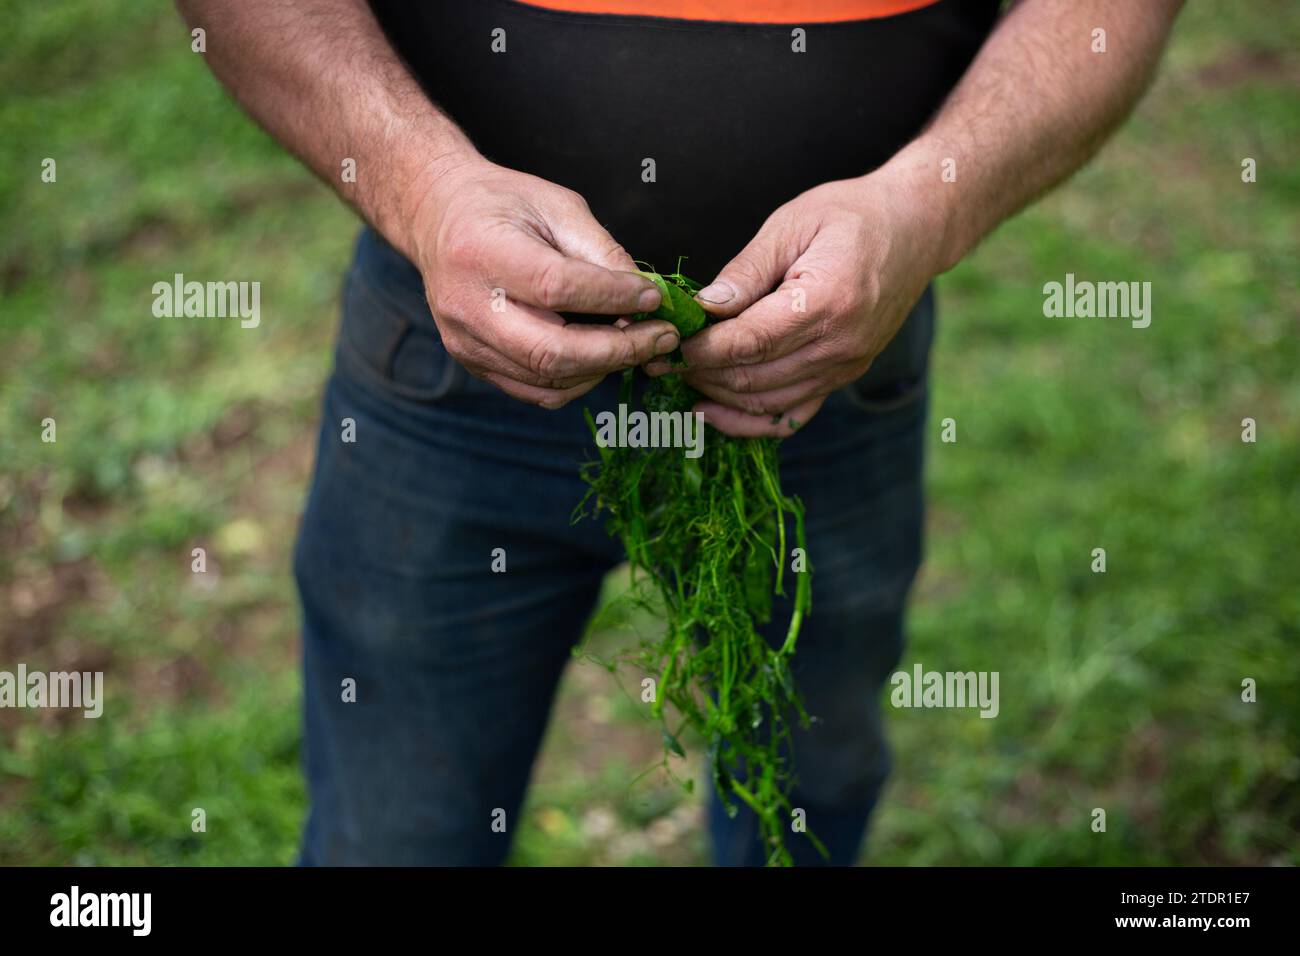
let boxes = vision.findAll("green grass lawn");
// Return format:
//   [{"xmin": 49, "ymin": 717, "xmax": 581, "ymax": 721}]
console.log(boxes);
[{"xmin": 1, "ymin": 0, "xmax": 1297, "ymax": 866}]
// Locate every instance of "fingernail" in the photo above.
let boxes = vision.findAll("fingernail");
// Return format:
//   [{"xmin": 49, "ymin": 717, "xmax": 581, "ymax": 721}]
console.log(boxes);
[
  {"xmin": 696, "ymin": 282, "xmax": 733, "ymax": 304},
  {"xmin": 655, "ymin": 332, "xmax": 679, "ymax": 355},
  {"xmin": 638, "ymin": 288, "xmax": 662, "ymax": 312}
]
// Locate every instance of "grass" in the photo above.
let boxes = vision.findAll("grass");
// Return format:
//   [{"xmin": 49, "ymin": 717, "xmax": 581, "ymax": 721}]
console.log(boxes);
[{"xmin": 1, "ymin": 0, "xmax": 1297, "ymax": 866}]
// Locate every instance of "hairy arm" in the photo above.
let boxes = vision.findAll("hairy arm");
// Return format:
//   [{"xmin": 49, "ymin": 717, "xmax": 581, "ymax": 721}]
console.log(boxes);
[
  {"xmin": 176, "ymin": 0, "xmax": 673, "ymax": 407},
  {"xmin": 678, "ymin": 0, "xmax": 1184, "ymax": 436},
  {"xmin": 898, "ymin": 0, "xmax": 1185, "ymax": 273},
  {"xmin": 176, "ymin": 0, "xmax": 468, "ymax": 264}
]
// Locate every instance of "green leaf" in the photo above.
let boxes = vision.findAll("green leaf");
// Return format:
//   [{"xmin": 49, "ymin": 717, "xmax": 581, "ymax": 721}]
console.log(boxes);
[{"xmin": 662, "ymin": 729, "xmax": 686, "ymax": 759}]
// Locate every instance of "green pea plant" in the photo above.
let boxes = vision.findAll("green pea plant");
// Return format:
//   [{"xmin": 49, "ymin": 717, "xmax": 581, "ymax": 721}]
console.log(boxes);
[{"xmin": 574, "ymin": 264, "xmax": 822, "ymax": 866}]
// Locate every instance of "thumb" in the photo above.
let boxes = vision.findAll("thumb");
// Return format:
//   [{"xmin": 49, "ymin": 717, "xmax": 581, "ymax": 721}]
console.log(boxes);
[
  {"xmin": 694, "ymin": 216, "xmax": 792, "ymax": 319},
  {"xmin": 542, "ymin": 194, "xmax": 662, "ymax": 316}
]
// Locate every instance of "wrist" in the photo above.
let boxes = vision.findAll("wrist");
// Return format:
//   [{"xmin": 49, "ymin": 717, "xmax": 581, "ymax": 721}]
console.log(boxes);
[
  {"xmin": 869, "ymin": 140, "xmax": 970, "ymax": 276},
  {"xmin": 392, "ymin": 134, "xmax": 488, "ymax": 264}
]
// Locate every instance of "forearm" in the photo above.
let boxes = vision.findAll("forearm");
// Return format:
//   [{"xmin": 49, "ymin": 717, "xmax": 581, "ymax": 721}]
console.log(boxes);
[
  {"xmin": 883, "ymin": 0, "xmax": 1183, "ymax": 274},
  {"xmin": 175, "ymin": 0, "xmax": 478, "ymax": 262}
]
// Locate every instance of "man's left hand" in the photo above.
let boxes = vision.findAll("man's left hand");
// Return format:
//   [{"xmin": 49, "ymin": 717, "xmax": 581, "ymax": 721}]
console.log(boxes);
[{"xmin": 647, "ymin": 168, "xmax": 946, "ymax": 437}]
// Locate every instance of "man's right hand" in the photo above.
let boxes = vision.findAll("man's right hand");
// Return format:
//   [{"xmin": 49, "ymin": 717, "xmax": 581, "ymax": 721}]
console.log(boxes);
[
  {"xmin": 404, "ymin": 157, "xmax": 677, "ymax": 409},
  {"xmin": 176, "ymin": 0, "xmax": 672, "ymax": 408}
]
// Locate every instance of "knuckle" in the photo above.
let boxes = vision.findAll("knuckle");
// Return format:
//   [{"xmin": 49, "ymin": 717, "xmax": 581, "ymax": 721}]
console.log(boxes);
[
  {"xmin": 855, "ymin": 274, "xmax": 882, "ymax": 311},
  {"xmin": 440, "ymin": 331, "xmax": 471, "ymax": 364},
  {"xmin": 599, "ymin": 238, "xmax": 631, "ymax": 269},
  {"xmin": 527, "ymin": 337, "xmax": 568, "ymax": 378},
  {"xmin": 728, "ymin": 325, "xmax": 769, "ymax": 365},
  {"xmin": 533, "ymin": 261, "xmax": 575, "ymax": 310},
  {"xmin": 816, "ymin": 323, "xmax": 854, "ymax": 364},
  {"xmin": 722, "ymin": 365, "xmax": 754, "ymax": 393},
  {"xmin": 461, "ymin": 342, "xmax": 510, "ymax": 381},
  {"xmin": 556, "ymin": 186, "xmax": 589, "ymax": 211},
  {"xmin": 623, "ymin": 330, "xmax": 654, "ymax": 365},
  {"xmin": 812, "ymin": 314, "xmax": 839, "ymax": 349},
  {"xmin": 430, "ymin": 293, "xmax": 461, "ymax": 327}
]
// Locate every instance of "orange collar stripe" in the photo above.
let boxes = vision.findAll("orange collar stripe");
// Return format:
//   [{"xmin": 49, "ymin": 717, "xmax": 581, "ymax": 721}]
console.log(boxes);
[{"xmin": 511, "ymin": 0, "xmax": 940, "ymax": 24}]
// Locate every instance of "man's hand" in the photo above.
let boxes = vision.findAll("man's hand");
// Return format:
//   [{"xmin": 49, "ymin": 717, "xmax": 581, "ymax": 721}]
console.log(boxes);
[
  {"xmin": 650, "ymin": 0, "xmax": 1182, "ymax": 438},
  {"xmin": 649, "ymin": 170, "xmax": 940, "ymax": 437},
  {"xmin": 407, "ymin": 157, "xmax": 676, "ymax": 408},
  {"xmin": 176, "ymin": 0, "xmax": 675, "ymax": 410}
]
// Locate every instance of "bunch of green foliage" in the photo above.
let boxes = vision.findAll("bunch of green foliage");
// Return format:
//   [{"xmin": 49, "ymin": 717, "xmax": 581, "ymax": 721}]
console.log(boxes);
[{"xmin": 576, "ymin": 268, "xmax": 817, "ymax": 865}]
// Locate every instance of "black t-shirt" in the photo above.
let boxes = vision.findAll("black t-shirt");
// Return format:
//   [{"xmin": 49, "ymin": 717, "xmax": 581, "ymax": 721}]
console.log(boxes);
[{"xmin": 367, "ymin": 0, "xmax": 1001, "ymax": 387}]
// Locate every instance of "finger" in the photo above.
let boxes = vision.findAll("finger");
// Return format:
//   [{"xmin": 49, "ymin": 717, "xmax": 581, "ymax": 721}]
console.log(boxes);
[
  {"xmin": 480, "ymin": 300, "xmax": 680, "ymax": 381},
  {"xmin": 494, "ymin": 228, "xmax": 661, "ymax": 315},
  {"xmin": 696, "ymin": 394, "xmax": 826, "ymax": 439},
  {"xmin": 693, "ymin": 212, "xmax": 801, "ymax": 318},
  {"xmin": 679, "ymin": 285, "xmax": 819, "ymax": 370},
  {"xmin": 684, "ymin": 340, "xmax": 852, "ymax": 394},
  {"xmin": 453, "ymin": 332, "xmax": 617, "ymax": 390},
  {"xmin": 685, "ymin": 373, "xmax": 830, "ymax": 419},
  {"xmin": 477, "ymin": 369, "xmax": 605, "ymax": 410},
  {"xmin": 545, "ymin": 195, "xmax": 642, "ymax": 275}
]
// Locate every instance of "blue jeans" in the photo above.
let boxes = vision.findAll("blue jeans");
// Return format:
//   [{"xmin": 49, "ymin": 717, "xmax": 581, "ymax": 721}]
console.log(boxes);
[{"xmin": 294, "ymin": 228, "xmax": 930, "ymax": 866}]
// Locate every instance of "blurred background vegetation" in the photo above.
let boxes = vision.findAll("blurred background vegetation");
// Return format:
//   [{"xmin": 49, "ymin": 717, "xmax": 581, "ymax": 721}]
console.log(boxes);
[{"xmin": 1, "ymin": 0, "xmax": 1297, "ymax": 866}]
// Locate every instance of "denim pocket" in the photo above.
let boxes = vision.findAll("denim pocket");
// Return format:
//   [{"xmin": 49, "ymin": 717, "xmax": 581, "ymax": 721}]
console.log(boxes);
[
  {"xmin": 836, "ymin": 284, "xmax": 934, "ymax": 414},
  {"xmin": 335, "ymin": 251, "xmax": 467, "ymax": 404},
  {"xmin": 840, "ymin": 369, "xmax": 929, "ymax": 413}
]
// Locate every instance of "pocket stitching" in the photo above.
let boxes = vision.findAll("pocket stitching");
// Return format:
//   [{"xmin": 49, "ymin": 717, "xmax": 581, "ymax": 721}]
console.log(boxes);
[
  {"xmin": 339, "ymin": 264, "xmax": 464, "ymax": 403},
  {"xmin": 840, "ymin": 371, "xmax": 929, "ymax": 414}
]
